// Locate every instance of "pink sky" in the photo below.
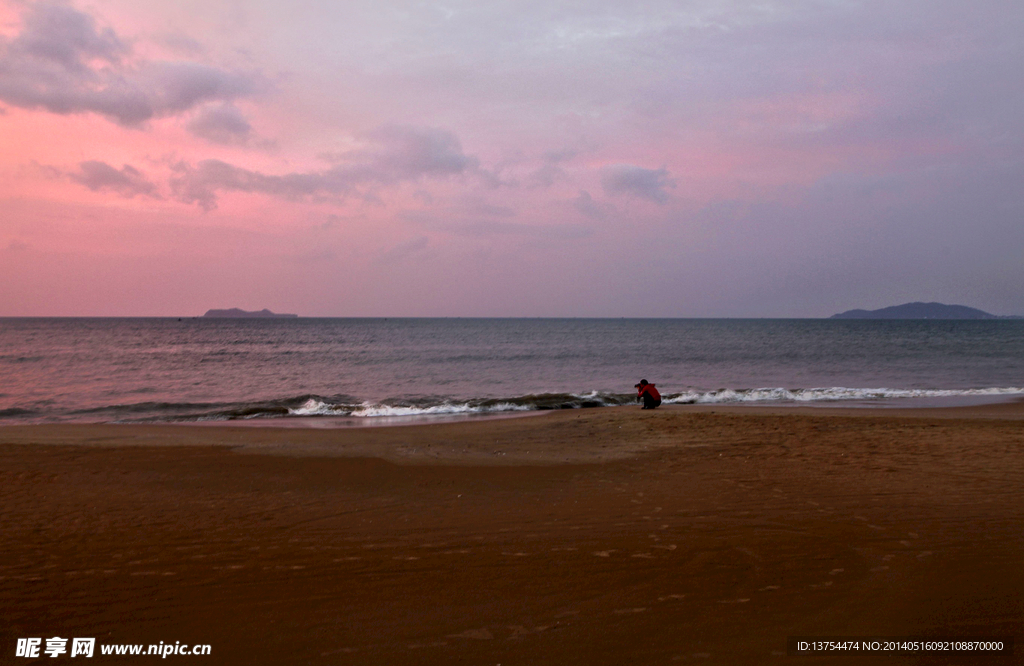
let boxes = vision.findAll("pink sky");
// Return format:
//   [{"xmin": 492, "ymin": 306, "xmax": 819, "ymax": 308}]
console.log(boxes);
[{"xmin": 2, "ymin": 0, "xmax": 1022, "ymax": 316}]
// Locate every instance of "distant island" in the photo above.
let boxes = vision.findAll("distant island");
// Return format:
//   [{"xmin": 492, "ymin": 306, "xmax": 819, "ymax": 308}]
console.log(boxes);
[
  {"xmin": 202, "ymin": 308, "xmax": 298, "ymax": 319},
  {"xmin": 831, "ymin": 302, "xmax": 1020, "ymax": 320}
]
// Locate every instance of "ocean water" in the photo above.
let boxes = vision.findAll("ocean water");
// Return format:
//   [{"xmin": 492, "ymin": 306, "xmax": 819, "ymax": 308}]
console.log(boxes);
[{"xmin": 1, "ymin": 318, "xmax": 1022, "ymax": 424}]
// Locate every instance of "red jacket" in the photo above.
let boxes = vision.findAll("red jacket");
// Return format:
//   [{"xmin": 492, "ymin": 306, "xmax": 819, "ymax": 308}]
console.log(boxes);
[{"xmin": 637, "ymin": 384, "xmax": 660, "ymax": 400}]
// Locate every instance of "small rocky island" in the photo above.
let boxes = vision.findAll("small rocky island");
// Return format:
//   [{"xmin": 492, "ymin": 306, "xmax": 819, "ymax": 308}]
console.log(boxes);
[
  {"xmin": 831, "ymin": 302, "xmax": 1019, "ymax": 319},
  {"xmin": 202, "ymin": 308, "xmax": 298, "ymax": 319}
]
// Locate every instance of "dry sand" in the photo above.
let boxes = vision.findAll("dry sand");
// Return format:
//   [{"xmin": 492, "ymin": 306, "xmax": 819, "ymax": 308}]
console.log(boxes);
[{"xmin": 2, "ymin": 404, "xmax": 1022, "ymax": 664}]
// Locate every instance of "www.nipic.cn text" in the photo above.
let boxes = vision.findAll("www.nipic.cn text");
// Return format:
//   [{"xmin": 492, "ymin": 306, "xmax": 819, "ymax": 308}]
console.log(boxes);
[{"xmin": 16, "ymin": 638, "xmax": 212, "ymax": 659}]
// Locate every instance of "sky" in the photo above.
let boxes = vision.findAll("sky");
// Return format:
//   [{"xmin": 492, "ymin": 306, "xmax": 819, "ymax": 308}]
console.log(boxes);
[{"xmin": 1, "ymin": 0, "xmax": 1022, "ymax": 317}]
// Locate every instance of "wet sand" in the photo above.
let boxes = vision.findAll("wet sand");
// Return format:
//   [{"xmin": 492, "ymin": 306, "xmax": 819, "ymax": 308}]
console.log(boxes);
[{"xmin": 2, "ymin": 404, "xmax": 1023, "ymax": 664}]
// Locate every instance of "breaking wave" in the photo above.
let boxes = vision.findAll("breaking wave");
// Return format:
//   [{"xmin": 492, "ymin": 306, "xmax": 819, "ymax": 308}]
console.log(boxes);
[
  {"xmin": 172, "ymin": 386, "xmax": 1024, "ymax": 421},
  {"xmin": 4, "ymin": 387, "xmax": 1022, "ymax": 425},
  {"xmin": 662, "ymin": 386, "xmax": 1024, "ymax": 404},
  {"xmin": 285, "ymin": 391, "xmax": 633, "ymax": 418}
]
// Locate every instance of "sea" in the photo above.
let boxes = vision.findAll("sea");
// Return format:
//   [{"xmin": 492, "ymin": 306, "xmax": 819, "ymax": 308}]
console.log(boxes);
[{"xmin": 1, "ymin": 318, "xmax": 1022, "ymax": 425}]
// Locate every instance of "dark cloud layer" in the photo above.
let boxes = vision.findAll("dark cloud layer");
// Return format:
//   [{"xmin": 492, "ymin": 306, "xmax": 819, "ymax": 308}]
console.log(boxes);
[
  {"xmin": 171, "ymin": 126, "xmax": 478, "ymax": 210},
  {"xmin": 0, "ymin": 2, "xmax": 261, "ymax": 126}
]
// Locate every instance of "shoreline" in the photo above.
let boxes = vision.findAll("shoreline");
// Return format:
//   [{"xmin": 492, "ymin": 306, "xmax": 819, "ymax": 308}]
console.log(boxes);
[
  {"xmin": 3, "ymin": 402, "xmax": 1022, "ymax": 663},
  {"xmin": 1, "ymin": 399, "xmax": 1022, "ymax": 462},
  {"xmin": 3, "ymin": 393, "xmax": 1023, "ymax": 433}
]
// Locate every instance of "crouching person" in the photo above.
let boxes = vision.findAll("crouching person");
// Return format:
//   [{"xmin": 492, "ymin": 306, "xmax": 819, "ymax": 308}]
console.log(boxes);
[{"xmin": 635, "ymin": 379, "xmax": 661, "ymax": 409}]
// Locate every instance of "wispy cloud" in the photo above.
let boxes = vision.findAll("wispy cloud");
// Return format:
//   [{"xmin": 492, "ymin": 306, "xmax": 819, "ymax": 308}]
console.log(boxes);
[
  {"xmin": 186, "ymin": 103, "xmax": 252, "ymax": 145},
  {"xmin": 600, "ymin": 164, "xmax": 674, "ymax": 203},
  {"xmin": 68, "ymin": 161, "xmax": 161, "ymax": 199},
  {"xmin": 170, "ymin": 125, "xmax": 478, "ymax": 210},
  {"xmin": 377, "ymin": 235, "xmax": 429, "ymax": 264}
]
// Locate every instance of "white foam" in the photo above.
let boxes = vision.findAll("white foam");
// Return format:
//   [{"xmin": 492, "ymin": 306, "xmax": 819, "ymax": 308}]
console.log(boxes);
[
  {"xmin": 285, "ymin": 386, "xmax": 1024, "ymax": 419},
  {"xmin": 663, "ymin": 386, "xmax": 1024, "ymax": 404},
  {"xmin": 287, "ymin": 398, "xmax": 533, "ymax": 418},
  {"xmin": 349, "ymin": 402, "xmax": 531, "ymax": 417},
  {"xmin": 287, "ymin": 398, "xmax": 349, "ymax": 416}
]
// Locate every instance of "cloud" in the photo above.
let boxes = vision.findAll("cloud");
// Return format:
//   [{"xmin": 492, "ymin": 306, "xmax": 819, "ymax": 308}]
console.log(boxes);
[
  {"xmin": 354, "ymin": 126, "xmax": 479, "ymax": 180},
  {"xmin": 169, "ymin": 159, "xmax": 328, "ymax": 211},
  {"xmin": 0, "ymin": 2, "xmax": 262, "ymax": 126},
  {"xmin": 186, "ymin": 103, "xmax": 252, "ymax": 144},
  {"xmin": 377, "ymin": 235, "xmax": 429, "ymax": 264},
  {"xmin": 443, "ymin": 220, "xmax": 593, "ymax": 239},
  {"xmin": 147, "ymin": 62, "xmax": 258, "ymax": 115},
  {"xmin": 402, "ymin": 206, "xmax": 593, "ymax": 240},
  {"xmin": 14, "ymin": 1, "xmax": 126, "ymax": 70},
  {"xmin": 600, "ymin": 164, "xmax": 675, "ymax": 203},
  {"xmin": 527, "ymin": 159, "xmax": 567, "ymax": 188},
  {"xmin": 573, "ymin": 190, "xmax": 608, "ymax": 220},
  {"xmin": 171, "ymin": 125, "xmax": 478, "ymax": 210},
  {"xmin": 69, "ymin": 161, "xmax": 160, "ymax": 198},
  {"xmin": 155, "ymin": 33, "xmax": 207, "ymax": 58}
]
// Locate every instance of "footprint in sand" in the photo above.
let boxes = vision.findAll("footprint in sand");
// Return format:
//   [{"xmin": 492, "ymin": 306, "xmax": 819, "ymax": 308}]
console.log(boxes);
[
  {"xmin": 447, "ymin": 628, "xmax": 493, "ymax": 640},
  {"xmin": 506, "ymin": 625, "xmax": 552, "ymax": 639}
]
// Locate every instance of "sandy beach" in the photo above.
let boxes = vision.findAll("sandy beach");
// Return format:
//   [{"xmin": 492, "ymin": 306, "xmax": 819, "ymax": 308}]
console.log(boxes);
[{"xmin": 2, "ymin": 404, "xmax": 1022, "ymax": 664}]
